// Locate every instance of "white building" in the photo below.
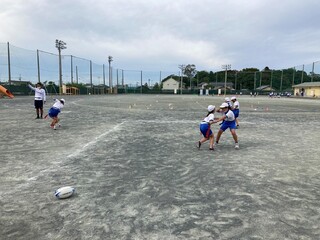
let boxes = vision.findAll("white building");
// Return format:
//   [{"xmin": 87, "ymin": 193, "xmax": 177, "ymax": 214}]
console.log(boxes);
[{"xmin": 162, "ymin": 77, "xmax": 182, "ymax": 90}]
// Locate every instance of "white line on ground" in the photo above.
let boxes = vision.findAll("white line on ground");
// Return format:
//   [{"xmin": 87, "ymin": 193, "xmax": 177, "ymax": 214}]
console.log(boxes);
[{"xmin": 67, "ymin": 121, "xmax": 126, "ymax": 159}]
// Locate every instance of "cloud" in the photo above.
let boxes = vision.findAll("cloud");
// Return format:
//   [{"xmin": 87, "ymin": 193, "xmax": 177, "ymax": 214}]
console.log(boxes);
[{"xmin": 1, "ymin": 0, "xmax": 320, "ymax": 74}]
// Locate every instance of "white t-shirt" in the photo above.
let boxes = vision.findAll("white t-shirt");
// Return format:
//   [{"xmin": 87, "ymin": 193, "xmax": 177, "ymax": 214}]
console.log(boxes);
[
  {"xmin": 28, "ymin": 85, "xmax": 46, "ymax": 101},
  {"xmin": 225, "ymin": 110, "xmax": 235, "ymax": 121},
  {"xmin": 202, "ymin": 113, "xmax": 214, "ymax": 123},
  {"xmin": 52, "ymin": 99, "xmax": 64, "ymax": 110},
  {"xmin": 233, "ymin": 100, "xmax": 240, "ymax": 109}
]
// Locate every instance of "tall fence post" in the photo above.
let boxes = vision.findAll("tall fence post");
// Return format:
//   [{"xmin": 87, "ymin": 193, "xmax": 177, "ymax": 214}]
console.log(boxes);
[
  {"xmin": 71, "ymin": 55, "xmax": 73, "ymax": 84},
  {"xmin": 140, "ymin": 70, "xmax": 143, "ymax": 94},
  {"xmin": 7, "ymin": 42, "xmax": 11, "ymax": 84},
  {"xmin": 37, "ymin": 49, "xmax": 41, "ymax": 83}
]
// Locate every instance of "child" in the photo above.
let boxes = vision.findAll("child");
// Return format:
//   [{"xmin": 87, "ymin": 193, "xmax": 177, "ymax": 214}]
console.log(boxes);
[
  {"xmin": 45, "ymin": 98, "xmax": 65, "ymax": 130},
  {"xmin": 230, "ymin": 96, "xmax": 240, "ymax": 127},
  {"xmin": 197, "ymin": 105, "xmax": 216, "ymax": 150},
  {"xmin": 214, "ymin": 102, "xmax": 239, "ymax": 149},
  {"xmin": 28, "ymin": 82, "xmax": 46, "ymax": 119}
]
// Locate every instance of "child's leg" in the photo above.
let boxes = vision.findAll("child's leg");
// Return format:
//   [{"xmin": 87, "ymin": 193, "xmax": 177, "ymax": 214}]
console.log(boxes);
[
  {"xmin": 215, "ymin": 129, "xmax": 223, "ymax": 144},
  {"xmin": 51, "ymin": 117, "xmax": 57, "ymax": 127},
  {"xmin": 230, "ymin": 129, "xmax": 238, "ymax": 143},
  {"xmin": 209, "ymin": 135, "xmax": 214, "ymax": 149},
  {"xmin": 36, "ymin": 108, "xmax": 40, "ymax": 118}
]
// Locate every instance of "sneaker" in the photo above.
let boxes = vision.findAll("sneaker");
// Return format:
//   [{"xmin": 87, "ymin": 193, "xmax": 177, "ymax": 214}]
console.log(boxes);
[
  {"xmin": 209, "ymin": 147, "xmax": 214, "ymax": 151},
  {"xmin": 197, "ymin": 141, "xmax": 201, "ymax": 149},
  {"xmin": 53, "ymin": 125, "xmax": 57, "ymax": 130},
  {"xmin": 235, "ymin": 143, "xmax": 239, "ymax": 149}
]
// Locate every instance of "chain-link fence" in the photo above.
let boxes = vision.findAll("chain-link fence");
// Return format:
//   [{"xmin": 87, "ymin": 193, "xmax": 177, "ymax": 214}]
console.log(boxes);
[{"xmin": 1, "ymin": 42, "xmax": 319, "ymax": 95}]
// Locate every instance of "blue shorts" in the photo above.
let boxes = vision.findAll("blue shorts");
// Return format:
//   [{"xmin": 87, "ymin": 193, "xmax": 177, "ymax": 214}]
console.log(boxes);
[
  {"xmin": 200, "ymin": 123, "xmax": 212, "ymax": 138},
  {"xmin": 232, "ymin": 109, "xmax": 240, "ymax": 118},
  {"xmin": 48, "ymin": 107, "xmax": 60, "ymax": 118},
  {"xmin": 220, "ymin": 120, "xmax": 236, "ymax": 132}
]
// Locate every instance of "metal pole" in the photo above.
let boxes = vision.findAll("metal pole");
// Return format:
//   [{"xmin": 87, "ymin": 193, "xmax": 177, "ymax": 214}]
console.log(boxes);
[
  {"xmin": 254, "ymin": 72, "xmax": 257, "ymax": 90},
  {"xmin": 222, "ymin": 64, "xmax": 231, "ymax": 96},
  {"xmin": 140, "ymin": 70, "xmax": 142, "ymax": 94},
  {"xmin": 108, "ymin": 56, "xmax": 113, "ymax": 93},
  {"xmin": 37, "ymin": 49, "xmax": 41, "ymax": 83},
  {"xmin": 259, "ymin": 71, "xmax": 262, "ymax": 88},
  {"xmin": 103, "ymin": 64, "xmax": 105, "ymax": 86},
  {"xmin": 178, "ymin": 65, "xmax": 185, "ymax": 95},
  {"xmin": 301, "ymin": 64, "xmax": 304, "ymax": 83},
  {"xmin": 122, "ymin": 69, "xmax": 124, "ymax": 86},
  {"xmin": 90, "ymin": 60, "xmax": 92, "ymax": 93},
  {"xmin": 270, "ymin": 70, "xmax": 273, "ymax": 89},
  {"xmin": 76, "ymin": 66, "xmax": 78, "ymax": 84},
  {"xmin": 7, "ymin": 42, "xmax": 11, "ymax": 84},
  {"xmin": 280, "ymin": 70, "xmax": 283, "ymax": 92},
  {"xmin": 292, "ymin": 67, "xmax": 295, "ymax": 86},
  {"xmin": 311, "ymin": 62, "xmax": 315, "ymax": 82},
  {"xmin": 55, "ymin": 39, "xmax": 66, "ymax": 95},
  {"xmin": 71, "ymin": 55, "xmax": 73, "ymax": 84},
  {"xmin": 116, "ymin": 69, "xmax": 119, "ymax": 93},
  {"xmin": 58, "ymin": 48, "xmax": 62, "ymax": 94}
]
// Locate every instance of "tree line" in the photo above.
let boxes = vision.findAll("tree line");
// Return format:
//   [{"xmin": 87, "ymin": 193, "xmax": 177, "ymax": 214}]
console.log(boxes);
[{"xmin": 162, "ymin": 65, "xmax": 320, "ymax": 91}]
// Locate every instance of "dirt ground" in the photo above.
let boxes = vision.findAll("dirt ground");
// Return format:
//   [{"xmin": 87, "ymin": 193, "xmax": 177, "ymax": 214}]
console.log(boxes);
[{"xmin": 1, "ymin": 94, "xmax": 320, "ymax": 240}]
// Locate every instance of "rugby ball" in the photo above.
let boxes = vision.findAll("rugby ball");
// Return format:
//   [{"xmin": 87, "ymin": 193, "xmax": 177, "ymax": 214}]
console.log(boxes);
[{"xmin": 54, "ymin": 186, "xmax": 75, "ymax": 199}]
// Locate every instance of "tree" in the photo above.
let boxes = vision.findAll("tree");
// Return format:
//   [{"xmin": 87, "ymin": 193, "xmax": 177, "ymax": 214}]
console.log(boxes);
[{"xmin": 183, "ymin": 64, "xmax": 197, "ymax": 89}]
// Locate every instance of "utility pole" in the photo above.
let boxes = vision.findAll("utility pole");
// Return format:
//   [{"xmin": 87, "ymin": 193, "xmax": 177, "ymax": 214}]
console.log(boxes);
[
  {"xmin": 55, "ymin": 39, "xmax": 67, "ymax": 95},
  {"xmin": 108, "ymin": 56, "xmax": 113, "ymax": 93},
  {"xmin": 178, "ymin": 64, "xmax": 186, "ymax": 95},
  {"xmin": 222, "ymin": 64, "xmax": 231, "ymax": 96}
]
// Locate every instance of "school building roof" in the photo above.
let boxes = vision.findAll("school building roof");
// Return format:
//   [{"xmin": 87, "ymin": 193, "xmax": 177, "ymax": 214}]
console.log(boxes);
[{"xmin": 292, "ymin": 82, "xmax": 320, "ymax": 87}]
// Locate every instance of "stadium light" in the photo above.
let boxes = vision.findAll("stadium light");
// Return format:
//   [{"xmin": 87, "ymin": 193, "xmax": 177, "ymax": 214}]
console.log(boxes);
[
  {"xmin": 108, "ymin": 56, "xmax": 113, "ymax": 93},
  {"xmin": 222, "ymin": 64, "xmax": 231, "ymax": 96},
  {"xmin": 178, "ymin": 64, "xmax": 185, "ymax": 95},
  {"xmin": 55, "ymin": 39, "xmax": 67, "ymax": 95}
]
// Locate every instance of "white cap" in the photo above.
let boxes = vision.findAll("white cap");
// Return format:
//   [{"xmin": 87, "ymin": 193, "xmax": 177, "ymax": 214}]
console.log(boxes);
[
  {"xmin": 220, "ymin": 102, "xmax": 229, "ymax": 108},
  {"xmin": 207, "ymin": 105, "xmax": 215, "ymax": 112},
  {"xmin": 225, "ymin": 97, "xmax": 230, "ymax": 102},
  {"xmin": 60, "ymin": 98, "xmax": 65, "ymax": 104},
  {"xmin": 231, "ymin": 96, "xmax": 236, "ymax": 100}
]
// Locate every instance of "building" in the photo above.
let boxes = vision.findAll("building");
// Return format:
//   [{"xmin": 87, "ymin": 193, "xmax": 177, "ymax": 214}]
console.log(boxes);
[
  {"xmin": 292, "ymin": 82, "xmax": 320, "ymax": 97},
  {"xmin": 162, "ymin": 77, "xmax": 184, "ymax": 90}
]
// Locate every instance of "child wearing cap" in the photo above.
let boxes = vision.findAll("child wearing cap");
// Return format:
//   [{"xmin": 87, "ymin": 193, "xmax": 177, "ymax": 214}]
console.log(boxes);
[
  {"xmin": 214, "ymin": 102, "xmax": 239, "ymax": 149},
  {"xmin": 45, "ymin": 98, "xmax": 65, "ymax": 130},
  {"xmin": 197, "ymin": 105, "xmax": 216, "ymax": 150},
  {"xmin": 231, "ymin": 96, "xmax": 240, "ymax": 127}
]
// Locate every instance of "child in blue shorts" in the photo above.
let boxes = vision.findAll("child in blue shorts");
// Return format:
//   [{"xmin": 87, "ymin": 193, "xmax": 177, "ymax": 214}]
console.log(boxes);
[
  {"xmin": 197, "ymin": 105, "xmax": 216, "ymax": 150},
  {"xmin": 45, "ymin": 98, "xmax": 65, "ymax": 130},
  {"xmin": 214, "ymin": 102, "xmax": 239, "ymax": 149},
  {"xmin": 231, "ymin": 96, "xmax": 240, "ymax": 127}
]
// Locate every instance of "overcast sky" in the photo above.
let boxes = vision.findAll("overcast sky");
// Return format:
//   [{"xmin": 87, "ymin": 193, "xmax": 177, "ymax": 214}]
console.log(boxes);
[{"xmin": 1, "ymin": 0, "xmax": 320, "ymax": 73}]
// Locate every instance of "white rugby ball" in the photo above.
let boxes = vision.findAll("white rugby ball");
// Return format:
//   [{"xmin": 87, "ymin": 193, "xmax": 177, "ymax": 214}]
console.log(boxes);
[{"xmin": 55, "ymin": 186, "xmax": 75, "ymax": 199}]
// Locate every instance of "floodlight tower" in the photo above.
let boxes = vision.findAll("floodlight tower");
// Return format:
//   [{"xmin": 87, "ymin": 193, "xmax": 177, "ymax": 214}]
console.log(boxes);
[
  {"xmin": 178, "ymin": 64, "xmax": 186, "ymax": 95},
  {"xmin": 108, "ymin": 56, "xmax": 113, "ymax": 93},
  {"xmin": 55, "ymin": 39, "xmax": 67, "ymax": 95},
  {"xmin": 222, "ymin": 64, "xmax": 231, "ymax": 96}
]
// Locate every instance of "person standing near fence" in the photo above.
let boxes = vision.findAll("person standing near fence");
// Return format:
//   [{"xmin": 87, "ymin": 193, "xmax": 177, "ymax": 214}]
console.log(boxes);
[{"xmin": 28, "ymin": 82, "xmax": 46, "ymax": 119}]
